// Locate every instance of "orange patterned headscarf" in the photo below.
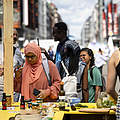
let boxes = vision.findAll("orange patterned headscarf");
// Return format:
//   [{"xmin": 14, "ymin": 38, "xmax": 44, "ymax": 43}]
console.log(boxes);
[{"xmin": 21, "ymin": 43, "xmax": 43, "ymax": 99}]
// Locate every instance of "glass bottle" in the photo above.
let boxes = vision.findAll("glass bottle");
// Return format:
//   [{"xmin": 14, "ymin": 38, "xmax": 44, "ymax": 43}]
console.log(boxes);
[
  {"xmin": 59, "ymin": 82, "xmax": 65, "ymax": 110},
  {"xmin": 96, "ymin": 91, "xmax": 102, "ymax": 108},
  {"xmin": 27, "ymin": 102, "xmax": 32, "ymax": 109},
  {"xmin": 24, "ymin": 99, "xmax": 32, "ymax": 109},
  {"xmin": 2, "ymin": 93, "xmax": 7, "ymax": 110},
  {"xmin": 20, "ymin": 96, "xmax": 25, "ymax": 109},
  {"xmin": 6, "ymin": 94, "xmax": 11, "ymax": 107},
  {"xmin": 32, "ymin": 103, "xmax": 39, "ymax": 110},
  {"xmin": 36, "ymin": 98, "xmax": 43, "ymax": 110}
]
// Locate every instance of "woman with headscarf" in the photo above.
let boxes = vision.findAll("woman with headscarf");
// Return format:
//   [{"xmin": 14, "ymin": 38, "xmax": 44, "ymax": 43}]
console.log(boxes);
[{"xmin": 14, "ymin": 42, "xmax": 61, "ymax": 101}]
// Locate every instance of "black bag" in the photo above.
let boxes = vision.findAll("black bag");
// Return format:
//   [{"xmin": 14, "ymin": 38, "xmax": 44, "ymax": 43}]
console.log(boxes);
[
  {"xmin": 76, "ymin": 60, "xmax": 86, "ymax": 101},
  {"xmin": 90, "ymin": 66, "xmax": 106, "ymax": 92},
  {"xmin": 61, "ymin": 40, "xmax": 80, "ymax": 76}
]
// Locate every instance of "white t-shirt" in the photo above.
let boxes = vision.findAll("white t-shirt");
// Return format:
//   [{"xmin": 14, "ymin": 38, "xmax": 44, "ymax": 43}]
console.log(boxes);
[{"xmin": 94, "ymin": 53, "xmax": 108, "ymax": 68}]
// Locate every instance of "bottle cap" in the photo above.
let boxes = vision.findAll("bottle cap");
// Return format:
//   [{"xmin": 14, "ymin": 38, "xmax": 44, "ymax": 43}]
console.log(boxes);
[
  {"xmin": 24, "ymin": 99, "xmax": 31, "ymax": 103},
  {"xmin": 28, "ymin": 102, "xmax": 32, "ymax": 104},
  {"xmin": 36, "ymin": 98, "xmax": 43, "ymax": 101},
  {"xmin": 2, "ymin": 93, "xmax": 6, "ymax": 98},
  {"xmin": 3, "ymin": 93, "xmax": 6, "ymax": 96},
  {"xmin": 6, "ymin": 94, "xmax": 11, "ymax": 97},
  {"xmin": 21, "ymin": 96, "xmax": 24, "ymax": 100},
  {"xmin": 60, "ymin": 81, "xmax": 64, "ymax": 85},
  {"xmin": 32, "ymin": 103, "xmax": 39, "ymax": 106}
]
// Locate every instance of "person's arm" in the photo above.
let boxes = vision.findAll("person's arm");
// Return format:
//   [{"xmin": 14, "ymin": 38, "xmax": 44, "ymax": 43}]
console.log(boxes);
[
  {"xmin": 95, "ymin": 86, "xmax": 101, "ymax": 102},
  {"xmin": 82, "ymin": 66, "xmax": 89, "ymax": 103},
  {"xmin": 48, "ymin": 61, "xmax": 61, "ymax": 99},
  {"xmin": 92, "ymin": 67, "xmax": 102, "ymax": 102},
  {"xmin": 14, "ymin": 67, "xmax": 22, "ymax": 93},
  {"xmin": 106, "ymin": 53, "xmax": 118, "ymax": 101},
  {"xmin": 0, "ymin": 67, "xmax": 4, "ymax": 76},
  {"xmin": 38, "ymin": 61, "xmax": 61, "ymax": 100},
  {"xmin": 100, "ymin": 54, "xmax": 109, "ymax": 62}
]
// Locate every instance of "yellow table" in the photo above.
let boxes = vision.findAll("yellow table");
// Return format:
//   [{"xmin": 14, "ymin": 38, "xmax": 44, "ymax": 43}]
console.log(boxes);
[
  {"xmin": 0, "ymin": 102, "xmax": 62, "ymax": 120},
  {"xmin": 53, "ymin": 103, "xmax": 116, "ymax": 120},
  {"xmin": 0, "ymin": 102, "xmax": 116, "ymax": 120},
  {"xmin": 0, "ymin": 102, "xmax": 20, "ymax": 120}
]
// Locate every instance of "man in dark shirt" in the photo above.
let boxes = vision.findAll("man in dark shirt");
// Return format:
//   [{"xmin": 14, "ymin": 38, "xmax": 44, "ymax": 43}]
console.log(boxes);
[
  {"xmin": 53, "ymin": 22, "xmax": 80, "ymax": 79},
  {"xmin": 53, "ymin": 22, "xmax": 89, "ymax": 102}
]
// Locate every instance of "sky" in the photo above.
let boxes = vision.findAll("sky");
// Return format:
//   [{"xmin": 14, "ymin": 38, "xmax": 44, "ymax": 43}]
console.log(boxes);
[{"xmin": 47, "ymin": 0, "xmax": 98, "ymax": 40}]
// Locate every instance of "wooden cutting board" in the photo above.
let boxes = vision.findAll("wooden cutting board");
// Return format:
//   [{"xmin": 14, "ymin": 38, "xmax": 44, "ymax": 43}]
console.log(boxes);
[{"xmin": 78, "ymin": 108, "xmax": 110, "ymax": 113}]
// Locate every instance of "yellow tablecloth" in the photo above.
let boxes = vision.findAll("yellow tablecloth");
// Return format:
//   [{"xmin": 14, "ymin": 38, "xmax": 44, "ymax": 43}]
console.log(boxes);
[
  {"xmin": 0, "ymin": 102, "xmax": 115, "ymax": 120},
  {"xmin": 0, "ymin": 102, "xmax": 20, "ymax": 120}
]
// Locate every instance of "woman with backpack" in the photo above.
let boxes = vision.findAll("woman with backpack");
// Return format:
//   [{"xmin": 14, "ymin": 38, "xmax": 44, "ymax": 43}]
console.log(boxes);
[{"xmin": 80, "ymin": 48, "xmax": 102, "ymax": 103}]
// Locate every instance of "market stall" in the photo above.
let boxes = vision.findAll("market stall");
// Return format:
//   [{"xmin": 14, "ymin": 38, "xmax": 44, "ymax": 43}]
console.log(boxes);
[
  {"xmin": 1, "ymin": 1, "xmax": 116, "ymax": 120},
  {"xmin": 0, "ymin": 102, "xmax": 116, "ymax": 120}
]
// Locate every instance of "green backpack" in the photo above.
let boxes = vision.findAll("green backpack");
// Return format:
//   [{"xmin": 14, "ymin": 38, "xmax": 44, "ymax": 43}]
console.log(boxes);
[{"xmin": 90, "ymin": 66, "xmax": 106, "ymax": 92}]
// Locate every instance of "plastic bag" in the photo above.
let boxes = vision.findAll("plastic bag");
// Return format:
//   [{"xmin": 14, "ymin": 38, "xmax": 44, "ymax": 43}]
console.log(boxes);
[{"xmin": 62, "ymin": 75, "xmax": 77, "ymax": 97}]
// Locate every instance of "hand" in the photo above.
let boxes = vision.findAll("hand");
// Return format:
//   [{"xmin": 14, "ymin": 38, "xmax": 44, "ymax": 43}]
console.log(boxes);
[
  {"xmin": 40, "ymin": 47, "xmax": 46, "ymax": 53},
  {"xmin": 0, "ymin": 67, "xmax": 4, "ymax": 76},
  {"xmin": 37, "ymin": 90, "xmax": 47, "ymax": 99},
  {"xmin": 14, "ymin": 65, "xmax": 23, "ymax": 79}
]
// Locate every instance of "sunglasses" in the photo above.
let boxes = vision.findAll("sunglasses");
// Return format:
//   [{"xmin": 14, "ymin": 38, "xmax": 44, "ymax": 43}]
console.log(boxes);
[{"xmin": 25, "ymin": 55, "xmax": 36, "ymax": 59}]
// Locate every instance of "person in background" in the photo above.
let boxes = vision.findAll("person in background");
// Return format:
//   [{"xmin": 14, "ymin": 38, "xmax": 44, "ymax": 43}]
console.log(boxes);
[
  {"xmin": 0, "ymin": 67, "xmax": 3, "ymax": 76},
  {"xmin": 94, "ymin": 48, "xmax": 108, "ymax": 74},
  {"xmin": 0, "ymin": 40, "xmax": 3, "ymax": 76},
  {"xmin": 48, "ymin": 46, "xmax": 54, "ymax": 60},
  {"xmin": 106, "ymin": 48, "xmax": 120, "ymax": 120},
  {"xmin": 14, "ymin": 42, "xmax": 61, "ymax": 101},
  {"xmin": 40, "ymin": 47, "xmax": 54, "ymax": 62},
  {"xmin": 0, "ymin": 29, "xmax": 24, "ymax": 77},
  {"xmin": 53, "ymin": 22, "xmax": 80, "ymax": 79},
  {"xmin": 76, "ymin": 59, "xmax": 88, "ymax": 102},
  {"xmin": 80, "ymin": 48, "xmax": 102, "ymax": 103},
  {"xmin": 53, "ymin": 22, "xmax": 88, "ymax": 101},
  {"xmin": 106, "ymin": 48, "xmax": 120, "ymax": 102},
  {"xmin": 0, "ymin": 29, "xmax": 24, "ymax": 101},
  {"xmin": 13, "ymin": 29, "xmax": 24, "ymax": 102},
  {"xmin": 13, "ymin": 29, "xmax": 24, "ymax": 68}
]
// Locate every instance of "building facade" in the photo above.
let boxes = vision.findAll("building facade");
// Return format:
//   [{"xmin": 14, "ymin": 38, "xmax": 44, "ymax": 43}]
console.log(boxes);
[{"xmin": 0, "ymin": 0, "xmax": 62, "ymax": 42}]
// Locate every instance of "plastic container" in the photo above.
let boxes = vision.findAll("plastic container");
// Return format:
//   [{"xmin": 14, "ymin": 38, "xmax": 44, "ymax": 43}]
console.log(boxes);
[{"xmin": 32, "ymin": 103, "xmax": 39, "ymax": 110}]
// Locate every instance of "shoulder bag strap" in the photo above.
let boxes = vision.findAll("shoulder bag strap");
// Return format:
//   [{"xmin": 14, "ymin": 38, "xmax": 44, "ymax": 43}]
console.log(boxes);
[
  {"xmin": 61, "ymin": 61, "xmax": 69, "ymax": 76},
  {"xmin": 90, "ymin": 66, "xmax": 96, "ymax": 80},
  {"xmin": 41, "ymin": 53, "xmax": 51, "ymax": 86},
  {"xmin": 90, "ymin": 66, "xmax": 96, "ymax": 91}
]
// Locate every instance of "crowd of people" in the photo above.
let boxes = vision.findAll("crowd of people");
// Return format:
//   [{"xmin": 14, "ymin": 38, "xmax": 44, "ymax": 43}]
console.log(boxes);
[{"xmin": 0, "ymin": 21, "xmax": 120, "ymax": 118}]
